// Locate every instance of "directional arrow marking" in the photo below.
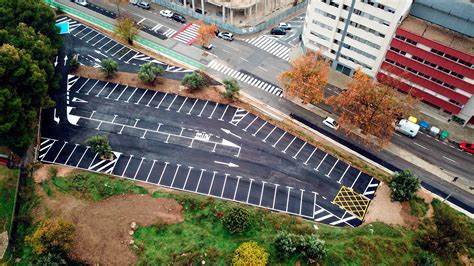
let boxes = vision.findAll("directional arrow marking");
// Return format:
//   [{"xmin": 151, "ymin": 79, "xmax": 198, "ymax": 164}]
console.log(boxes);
[
  {"xmin": 221, "ymin": 139, "xmax": 240, "ymax": 148},
  {"xmin": 94, "ymin": 49, "xmax": 108, "ymax": 58},
  {"xmin": 214, "ymin": 161, "xmax": 239, "ymax": 167},
  {"xmin": 72, "ymin": 97, "xmax": 88, "ymax": 103},
  {"xmin": 66, "ymin": 106, "xmax": 80, "ymax": 125},
  {"xmin": 54, "ymin": 56, "xmax": 58, "ymax": 67},
  {"xmin": 53, "ymin": 108, "xmax": 60, "ymax": 124},
  {"xmin": 87, "ymin": 54, "xmax": 101, "ymax": 63},
  {"xmin": 64, "ymin": 55, "xmax": 68, "ymax": 66},
  {"xmin": 221, "ymin": 128, "xmax": 242, "ymax": 139}
]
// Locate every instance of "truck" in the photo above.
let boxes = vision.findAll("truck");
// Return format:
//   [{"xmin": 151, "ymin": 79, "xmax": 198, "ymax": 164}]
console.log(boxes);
[{"xmin": 395, "ymin": 119, "xmax": 420, "ymax": 138}]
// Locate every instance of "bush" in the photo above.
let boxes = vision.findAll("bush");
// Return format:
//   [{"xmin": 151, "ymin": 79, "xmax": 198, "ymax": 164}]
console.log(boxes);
[
  {"xmin": 26, "ymin": 217, "xmax": 75, "ymax": 256},
  {"xmin": 35, "ymin": 252, "xmax": 68, "ymax": 265},
  {"xmin": 100, "ymin": 58, "xmax": 118, "ymax": 78},
  {"xmin": 181, "ymin": 72, "xmax": 206, "ymax": 91},
  {"xmin": 274, "ymin": 231, "xmax": 297, "ymax": 258},
  {"xmin": 415, "ymin": 252, "xmax": 437, "ymax": 266},
  {"xmin": 232, "ymin": 241, "xmax": 268, "ymax": 266},
  {"xmin": 222, "ymin": 206, "xmax": 251, "ymax": 234},
  {"xmin": 86, "ymin": 135, "xmax": 112, "ymax": 159},
  {"xmin": 138, "ymin": 62, "xmax": 164, "ymax": 84},
  {"xmin": 417, "ymin": 200, "xmax": 474, "ymax": 260},
  {"xmin": 409, "ymin": 196, "xmax": 429, "ymax": 217},
  {"xmin": 389, "ymin": 169, "xmax": 420, "ymax": 201},
  {"xmin": 299, "ymin": 234, "xmax": 326, "ymax": 262},
  {"xmin": 223, "ymin": 79, "xmax": 240, "ymax": 99},
  {"xmin": 67, "ymin": 56, "xmax": 80, "ymax": 72}
]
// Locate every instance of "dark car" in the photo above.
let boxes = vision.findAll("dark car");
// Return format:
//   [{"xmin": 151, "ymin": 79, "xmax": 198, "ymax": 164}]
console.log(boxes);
[
  {"xmin": 271, "ymin": 27, "xmax": 286, "ymax": 35},
  {"xmin": 195, "ymin": 8, "xmax": 207, "ymax": 14},
  {"xmin": 171, "ymin": 13, "xmax": 186, "ymax": 23}
]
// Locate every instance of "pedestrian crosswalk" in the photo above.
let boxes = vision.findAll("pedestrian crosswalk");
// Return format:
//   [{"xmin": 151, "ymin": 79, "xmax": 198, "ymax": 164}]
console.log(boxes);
[
  {"xmin": 244, "ymin": 36, "xmax": 291, "ymax": 61},
  {"xmin": 149, "ymin": 24, "xmax": 177, "ymax": 38},
  {"xmin": 172, "ymin": 23, "xmax": 200, "ymax": 45},
  {"xmin": 208, "ymin": 60, "xmax": 283, "ymax": 97},
  {"xmin": 56, "ymin": 17, "xmax": 82, "ymax": 32}
]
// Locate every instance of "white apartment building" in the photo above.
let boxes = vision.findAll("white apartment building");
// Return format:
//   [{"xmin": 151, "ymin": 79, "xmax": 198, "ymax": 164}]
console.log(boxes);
[{"xmin": 301, "ymin": 0, "xmax": 412, "ymax": 77}]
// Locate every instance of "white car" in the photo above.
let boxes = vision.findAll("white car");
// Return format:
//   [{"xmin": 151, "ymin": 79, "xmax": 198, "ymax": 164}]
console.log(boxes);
[
  {"xmin": 278, "ymin": 22, "xmax": 292, "ymax": 30},
  {"xmin": 160, "ymin": 9, "xmax": 173, "ymax": 18},
  {"xmin": 323, "ymin": 117, "xmax": 339, "ymax": 130}
]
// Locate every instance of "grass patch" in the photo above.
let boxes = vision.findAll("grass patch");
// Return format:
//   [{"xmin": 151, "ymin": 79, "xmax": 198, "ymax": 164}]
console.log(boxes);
[
  {"xmin": 51, "ymin": 173, "xmax": 148, "ymax": 201},
  {"xmin": 0, "ymin": 165, "xmax": 19, "ymax": 234},
  {"xmin": 409, "ymin": 196, "xmax": 429, "ymax": 217},
  {"xmin": 40, "ymin": 180, "xmax": 54, "ymax": 197}
]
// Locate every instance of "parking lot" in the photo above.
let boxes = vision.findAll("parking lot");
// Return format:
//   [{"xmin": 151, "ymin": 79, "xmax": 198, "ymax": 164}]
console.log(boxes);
[{"xmin": 41, "ymin": 75, "xmax": 380, "ymax": 227}]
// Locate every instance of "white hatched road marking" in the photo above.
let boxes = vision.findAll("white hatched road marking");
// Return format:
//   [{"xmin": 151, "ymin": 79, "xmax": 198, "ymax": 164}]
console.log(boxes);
[{"xmin": 244, "ymin": 36, "xmax": 291, "ymax": 61}]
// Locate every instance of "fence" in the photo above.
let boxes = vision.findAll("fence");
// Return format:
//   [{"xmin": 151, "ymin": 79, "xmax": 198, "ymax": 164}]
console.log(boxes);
[{"xmin": 151, "ymin": 0, "xmax": 307, "ymax": 34}]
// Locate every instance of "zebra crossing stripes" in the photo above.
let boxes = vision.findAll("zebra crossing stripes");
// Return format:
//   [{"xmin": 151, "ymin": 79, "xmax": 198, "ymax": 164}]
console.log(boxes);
[
  {"xmin": 149, "ymin": 24, "xmax": 176, "ymax": 37},
  {"xmin": 56, "ymin": 17, "xmax": 82, "ymax": 32},
  {"xmin": 313, "ymin": 208, "xmax": 357, "ymax": 226},
  {"xmin": 207, "ymin": 61, "xmax": 283, "ymax": 97},
  {"xmin": 363, "ymin": 178, "xmax": 379, "ymax": 197},
  {"xmin": 172, "ymin": 23, "xmax": 200, "ymax": 45},
  {"xmin": 230, "ymin": 108, "xmax": 248, "ymax": 126},
  {"xmin": 244, "ymin": 36, "xmax": 291, "ymax": 61}
]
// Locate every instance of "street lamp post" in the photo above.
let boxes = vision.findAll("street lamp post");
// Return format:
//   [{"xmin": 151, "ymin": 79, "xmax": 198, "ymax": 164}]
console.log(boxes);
[{"xmin": 443, "ymin": 176, "xmax": 459, "ymax": 202}]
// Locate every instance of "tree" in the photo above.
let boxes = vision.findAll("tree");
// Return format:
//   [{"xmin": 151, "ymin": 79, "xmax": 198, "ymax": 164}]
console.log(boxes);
[
  {"xmin": 222, "ymin": 206, "xmax": 251, "ymax": 234},
  {"xmin": 138, "ymin": 62, "xmax": 164, "ymax": 84},
  {"xmin": 35, "ymin": 252, "xmax": 68, "ymax": 265},
  {"xmin": 232, "ymin": 241, "xmax": 269, "ymax": 266},
  {"xmin": 26, "ymin": 217, "xmax": 75, "ymax": 256},
  {"xmin": 274, "ymin": 231, "xmax": 297, "ymax": 258},
  {"xmin": 196, "ymin": 21, "xmax": 218, "ymax": 47},
  {"xmin": 100, "ymin": 58, "xmax": 118, "ymax": 78},
  {"xmin": 223, "ymin": 79, "xmax": 240, "ymax": 99},
  {"xmin": 298, "ymin": 234, "xmax": 327, "ymax": 262},
  {"xmin": 389, "ymin": 169, "xmax": 420, "ymax": 201},
  {"xmin": 279, "ymin": 51, "xmax": 329, "ymax": 104},
  {"xmin": 114, "ymin": 15, "xmax": 138, "ymax": 45},
  {"xmin": 326, "ymin": 70, "xmax": 418, "ymax": 147},
  {"xmin": 418, "ymin": 200, "xmax": 474, "ymax": 260},
  {"xmin": 87, "ymin": 135, "xmax": 112, "ymax": 159},
  {"xmin": 181, "ymin": 72, "xmax": 206, "ymax": 91}
]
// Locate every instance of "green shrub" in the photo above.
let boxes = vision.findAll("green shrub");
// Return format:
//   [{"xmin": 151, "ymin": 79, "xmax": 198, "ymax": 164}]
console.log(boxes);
[
  {"xmin": 389, "ymin": 169, "xmax": 420, "ymax": 201},
  {"xmin": 223, "ymin": 79, "xmax": 240, "ymax": 99},
  {"xmin": 298, "ymin": 234, "xmax": 326, "ymax": 262},
  {"xmin": 181, "ymin": 72, "xmax": 206, "ymax": 91},
  {"xmin": 138, "ymin": 62, "xmax": 164, "ymax": 84},
  {"xmin": 41, "ymin": 180, "xmax": 53, "ymax": 197},
  {"xmin": 86, "ymin": 135, "xmax": 112, "ymax": 159},
  {"xmin": 415, "ymin": 252, "xmax": 437, "ymax": 266},
  {"xmin": 100, "ymin": 58, "xmax": 118, "ymax": 78},
  {"xmin": 409, "ymin": 196, "xmax": 429, "ymax": 217},
  {"xmin": 274, "ymin": 231, "xmax": 297, "ymax": 258},
  {"xmin": 232, "ymin": 241, "xmax": 268, "ymax": 266},
  {"xmin": 222, "ymin": 206, "xmax": 251, "ymax": 234}
]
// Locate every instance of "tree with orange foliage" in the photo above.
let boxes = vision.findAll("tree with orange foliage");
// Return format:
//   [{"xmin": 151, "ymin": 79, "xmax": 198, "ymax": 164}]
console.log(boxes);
[
  {"xmin": 196, "ymin": 22, "xmax": 218, "ymax": 47},
  {"xmin": 279, "ymin": 51, "xmax": 330, "ymax": 104},
  {"xmin": 326, "ymin": 70, "xmax": 418, "ymax": 147}
]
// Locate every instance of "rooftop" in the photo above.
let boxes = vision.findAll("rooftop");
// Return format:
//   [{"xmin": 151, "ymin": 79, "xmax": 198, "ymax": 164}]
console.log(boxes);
[{"xmin": 399, "ymin": 15, "xmax": 474, "ymax": 56}]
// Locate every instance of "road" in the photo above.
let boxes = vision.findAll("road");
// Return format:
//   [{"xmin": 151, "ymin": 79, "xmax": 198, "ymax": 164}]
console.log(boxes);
[
  {"xmin": 54, "ymin": 1, "xmax": 473, "ymax": 214},
  {"xmin": 41, "ymin": 44, "xmax": 381, "ymax": 227}
]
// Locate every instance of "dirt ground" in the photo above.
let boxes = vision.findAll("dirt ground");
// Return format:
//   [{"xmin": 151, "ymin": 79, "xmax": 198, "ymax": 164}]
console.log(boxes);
[
  {"xmin": 363, "ymin": 182, "xmax": 433, "ymax": 228},
  {"xmin": 34, "ymin": 165, "xmax": 183, "ymax": 265}
]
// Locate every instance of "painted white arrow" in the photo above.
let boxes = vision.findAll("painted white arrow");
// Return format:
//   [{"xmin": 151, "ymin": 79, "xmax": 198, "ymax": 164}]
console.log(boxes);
[
  {"xmin": 94, "ymin": 49, "xmax": 107, "ymax": 57},
  {"xmin": 221, "ymin": 139, "xmax": 240, "ymax": 148},
  {"xmin": 87, "ymin": 54, "xmax": 101, "ymax": 63},
  {"xmin": 214, "ymin": 161, "xmax": 239, "ymax": 168},
  {"xmin": 54, "ymin": 56, "xmax": 58, "ymax": 67},
  {"xmin": 63, "ymin": 55, "xmax": 68, "ymax": 66},
  {"xmin": 53, "ymin": 108, "xmax": 60, "ymax": 124},
  {"xmin": 72, "ymin": 97, "xmax": 88, "ymax": 103},
  {"xmin": 220, "ymin": 128, "xmax": 242, "ymax": 139}
]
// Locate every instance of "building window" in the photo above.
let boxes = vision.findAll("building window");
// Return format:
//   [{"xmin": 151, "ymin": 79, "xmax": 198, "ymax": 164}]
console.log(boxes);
[
  {"xmin": 312, "ymin": 20, "xmax": 333, "ymax": 31},
  {"xmin": 431, "ymin": 78, "xmax": 443, "ymax": 85},
  {"xmin": 406, "ymin": 38, "xmax": 417, "ymax": 45},
  {"xmin": 437, "ymin": 66, "xmax": 450, "ymax": 73},
  {"xmin": 310, "ymin": 31, "xmax": 329, "ymax": 41},
  {"xmin": 314, "ymin": 8, "xmax": 336, "ymax": 20},
  {"xmin": 340, "ymin": 53, "xmax": 372, "ymax": 70},
  {"xmin": 449, "ymin": 99, "xmax": 462, "ymax": 107}
]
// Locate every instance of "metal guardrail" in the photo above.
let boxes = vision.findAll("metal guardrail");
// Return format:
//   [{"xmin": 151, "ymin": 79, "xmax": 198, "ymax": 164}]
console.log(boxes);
[{"xmin": 151, "ymin": 0, "xmax": 307, "ymax": 34}]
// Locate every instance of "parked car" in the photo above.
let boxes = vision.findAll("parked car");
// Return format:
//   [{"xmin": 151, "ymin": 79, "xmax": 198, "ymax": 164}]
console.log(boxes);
[
  {"xmin": 137, "ymin": 1, "xmax": 150, "ymax": 9},
  {"xmin": 171, "ymin": 13, "xmax": 187, "ymax": 23},
  {"xmin": 323, "ymin": 117, "xmax": 339, "ymax": 130},
  {"xmin": 271, "ymin": 27, "xmax": 286, "ymax": 35},
  {"xmin": 217, "ymin": 32, "xmax": 234, "ymax": 41},
  {"xmin": 195, "ymin": 8, "xmax": 207, "ymax": 14},
  {"xmin": 459, "ymin": 142, "xmax": 474, "ymax": 154},
  {"xmin": 73, "ymin": 0, "xmax": 88, "ymax": 6},
  {"xmin": 395, "ymin": 119, "xmax": 420, "ymax": 138},
  {"xmin": 278, "ymin": 22, "xmax": 292, "ymax": 30},
  {"xmin": 160, "ymin": 9, "xmax": 173, "ymax": 18}
]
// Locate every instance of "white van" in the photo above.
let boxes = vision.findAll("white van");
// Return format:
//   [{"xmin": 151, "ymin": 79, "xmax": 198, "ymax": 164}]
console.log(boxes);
[
  {"xmin": 74, "ymin": 0, "xmax": 88, "ymax": 6},
  {"xmin": 395, "ymin": 119, "xmax": 420, "ymax": 138}
]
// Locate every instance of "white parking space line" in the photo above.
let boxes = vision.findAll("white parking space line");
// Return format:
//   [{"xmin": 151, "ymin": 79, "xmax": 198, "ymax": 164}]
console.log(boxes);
[
  {"xmin": 75, "ymin": 147, "xmax": 89, "ymax": 167},
  {"xmin": 304, "ymin": 147, "xmax": 317, "ymax": 165},
  {"xmin": 146, "ymin": 91, "xmax": 158, "ymax": 106},
  {"xmin": 135, "ymin": 90, "xmax": 147, "ymax": 105},
  {"xmin": 176, "ymin": 97, "xmax": 188, "ymax": 112},
  {"xmin": 282, "ymin": 136, "xmax": 296, "ymax": 153},
  {"xmin": 121, "ymin": 155, "xmax": 133, "ymax": 177},
  {"xmin": 197, "ymin": 101, "xmax": 208, "ymax": 117},
  {"xmin": 299, "ymin": 189, "xmax": 305, "ymax": 215},
  {"xmin": 187, "ymin": 98, "xmax": 198, "ymax": 114},
  {"xmin": 262, "ymin": 126, "xmax": 277, "ymax": 142},
  {"xmin": 350, "ymin": 171, "xmax": 362, "ymax": 189},
  {"xmin": 92, "ymin": 36, "xmax": 106, "ymax": 46},
  {"xmin": 118, "ymin": 49, "xmax": 133, "ymax": 60},
  {"xmin": 125, "ymin": 87, "xmax": 137, "ymax": 102},
  {"xmin": 246, "ymin": 178, "xmax": 254, "ymax": 203},
  {"xmin": 337, "ymin": 164, "xmax": 351, "ymax": 184},
  {"xmin": 221, "ymin": 173, "xmax": 229, "ymax": 198},
  {"xmin": 243, "ymin": 117, "xmax": 258, "ymax": 131},
  {"xmin": 252, "ymin": 121, "xmax": 267, "ymax": 136},
  {"xmin": 219, "ymin": 105, "xmax": 229, "ymax": 121},
  {"xmin": 105, "ymin": 84, "xmax": 119, "ymax": 99},
  {"xmin": 208, "ymin": 103, "xmax": 219, "ymax": 119},
  {"xmin": 99, "ymin": 39, "xmax": 113, "ymax": 49},
  {"xmin": 133, "ymin": 157, "xmax": 146, "ymax": 179},
  {"xmin": 166, "ymin": 95, "xmax": 178, "ymax": 111},
  {"xmin": 64, "ymin": 144, "xmax": 79, "ymax": 165},
  {"xmin": 259, "ymin": 181, "xmax": 266, "ymax": 206},
  {"xmin": 105, "ymin": 43, "xmax": 119, "ymax": 53},
  {"xmin": 272, "ymin": 184, "xmax": 279, "ymax": 209},
  {"xmin": 292, "ymin": 142, "xmax": 306, "ymax": 159},
  {"xmin": 156, "ymin": 92, "xmax": 168, "ymax": 108},
  {"xmin": 73, "ymin": 27, "xmax": 88, "ymax": 37},
  {"xmin": 325, "ymin": 159, "xmax": 339, "ymax": 178},
  {"xmin": 182, "ymin": 166, "xmax": 194, "ymax": 189},
  {"xmin": 52, "ymin": 142, "xmax": 68, "ymax": 163},
  {"xmin": 315, "ymin": 154, "xmax": 328, "ymax": 171},
  {"xmin": 145, "ymin": 160, "xmax": 157, "ymax": 182},
  {"xmin": 285, "ymin": 186, "xmax": 292, "ymax": 212},
  {"xmin": 207, "ymin": 171, "xmax": 218, "ymax": 195},
  {"xmin": 115, "ymin": 85, "xmax": 128, "ymax": 101},
  {"xmin": 170, "ymin": 164, "xmax": 181, "ymax": 187},
  {"xmin": 233, "ymin": 176, "xmax": 242, "ymax": 200},
  {"xmin": 85, "ymin": 80, "xmax": 99, "ymax": 95},
  {"xmin": 137, "ymin": 17, "xmax": 146, "ymax": 24},
  {"xmin": 85, "ymin": 33, "xmax": 99, "ymax": 42},
  {"xmin": 95, "ymin": 82, "xmax": 109, "ymax": 97},
  {"xmin": 75, "ymin": 78, "xmax": 90, "ymax": 93},
  {"xmin": 272, "ymin": 131, "xmax": 287, "ymax": 147},
  {"xmin": 195, "ymin": 169, "xmax": 206, "ymax": 192},
  {"xmin": 157, "ymin": 162, "xmax": 170, "ymax": 184},
  {"xmin": 112, "ymin": 46, "xmax": 126, "ymax": 57}
]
